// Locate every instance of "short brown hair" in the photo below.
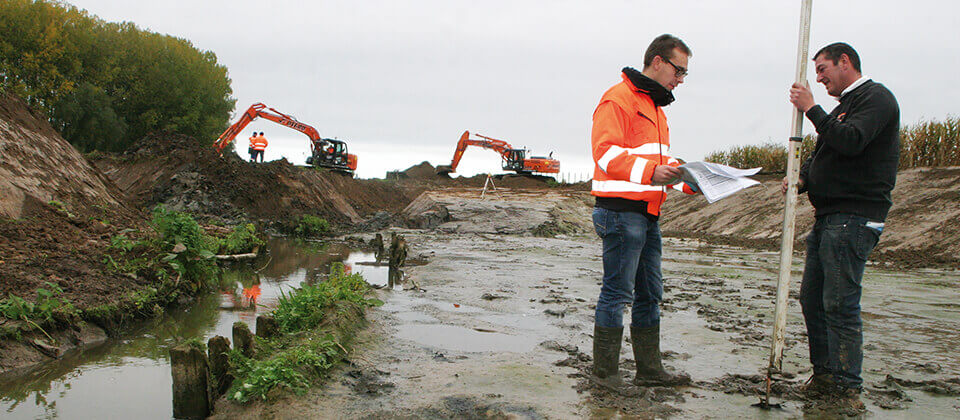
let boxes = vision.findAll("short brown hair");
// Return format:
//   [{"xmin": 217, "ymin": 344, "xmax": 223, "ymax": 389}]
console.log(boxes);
[
  {"xmin": 643, "ymin": 34, "xmax": 692, "ymax": 68},
  {"xmin": 814, "ymin": 42, "xmax": 861, "ymax": 73}
]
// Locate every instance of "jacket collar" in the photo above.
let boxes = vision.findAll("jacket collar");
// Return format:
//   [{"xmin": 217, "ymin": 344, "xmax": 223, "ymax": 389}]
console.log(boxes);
[
  {"xmin": 622, "ymin": 67, "xmax": 675, "ymax": 107},
  {"xmin": 839, "ymin": 78, "xmax": 872, "ymax": 103}
]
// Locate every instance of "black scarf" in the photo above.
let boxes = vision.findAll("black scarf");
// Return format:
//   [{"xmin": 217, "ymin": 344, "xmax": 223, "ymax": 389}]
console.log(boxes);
[{"xmin": 622, "ymin": 67, "xmax": 674, "ymax": 107}]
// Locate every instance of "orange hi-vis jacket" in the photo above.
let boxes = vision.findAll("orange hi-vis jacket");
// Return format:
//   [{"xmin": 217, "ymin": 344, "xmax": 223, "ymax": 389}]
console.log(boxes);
[
  {"xmin": 252, "ymin": 135, "xmax": 268, "ymax": 151},
  {"xmin": 591, "ymin": 72, "xmax": 694, "ymax": 216},
  {"xmin": 248, "ymin": 135, "xmax": 257, "ymax": 149}
]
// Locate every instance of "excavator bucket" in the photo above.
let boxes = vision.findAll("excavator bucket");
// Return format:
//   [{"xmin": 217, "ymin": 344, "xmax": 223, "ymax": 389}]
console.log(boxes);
[{"xmin": 436, "ymin": 165, "xmax": 454, "ymax": 175}]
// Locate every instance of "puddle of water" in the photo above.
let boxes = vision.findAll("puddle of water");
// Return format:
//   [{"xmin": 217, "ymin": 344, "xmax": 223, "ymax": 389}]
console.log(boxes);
[
  {"xmin": 0, "ymin": 238, "xmax": 387, "ymax": 420},
  {"xmin": 395, "ymin": 324, "xmax": 540, "ymax": 353}
]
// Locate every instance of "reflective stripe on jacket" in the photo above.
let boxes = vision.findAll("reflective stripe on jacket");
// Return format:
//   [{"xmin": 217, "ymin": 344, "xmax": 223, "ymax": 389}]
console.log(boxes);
[
  {"xmin": 591, "ymin": 72, "xmax": 692, "ymax": 215},
  {"xmin": 252, "ymin": 136, "xmax": 268, "ymax": 151}
]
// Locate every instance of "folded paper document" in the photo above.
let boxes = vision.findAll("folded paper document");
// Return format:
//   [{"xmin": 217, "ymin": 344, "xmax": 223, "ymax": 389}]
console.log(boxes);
[{"xmin": 677, "ymin": 162, "xmax": 761, "ymax": 203}]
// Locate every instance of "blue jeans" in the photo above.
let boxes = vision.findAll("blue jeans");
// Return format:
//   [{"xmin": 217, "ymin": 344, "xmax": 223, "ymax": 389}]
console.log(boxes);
[
  {"xmin": 592, "ymin": 207, "xmax": 663, "ymax": 329},
  {"xmin": 799, "ymin": 213, "xmax": 881, "ymax": 390}
]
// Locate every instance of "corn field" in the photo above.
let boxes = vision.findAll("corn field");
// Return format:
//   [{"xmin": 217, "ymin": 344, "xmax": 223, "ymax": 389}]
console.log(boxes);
[
  {"xmin": 704, "ymin": 135, "xmax": 815, "ymax": 174},
  {"xmin": 898, "ymin": 116, "xmax": 960, "ymax": 169},
  {"xmin": 705, "ymin": 116, "xmax": 960, "ymax": 172}
]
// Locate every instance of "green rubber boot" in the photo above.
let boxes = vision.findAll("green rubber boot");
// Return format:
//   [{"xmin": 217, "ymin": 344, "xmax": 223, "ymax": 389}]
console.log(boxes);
[
  {"xmin": 591, "ymin": 325, "xmax": 624, "ymax": 389},
  {"xmin": 631, "ymin": 325, "xmax": 691, "ymax": 387}
]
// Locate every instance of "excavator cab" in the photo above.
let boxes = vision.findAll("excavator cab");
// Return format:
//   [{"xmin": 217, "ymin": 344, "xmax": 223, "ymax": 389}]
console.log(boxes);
[
  {"xmin": 307, "ymin": 139, "xmax": 358, "ymax": 173},
  {"xmin": 501, "ymin": 149, "xmax": 527, "ymax": 173}
]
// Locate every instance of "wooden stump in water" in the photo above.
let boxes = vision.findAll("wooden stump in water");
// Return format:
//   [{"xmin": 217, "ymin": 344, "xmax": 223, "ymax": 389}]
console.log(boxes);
[
  {"xmin": 207, "ymin": 336, "xmax": 233, "ymax": 398},
  {"xmin": 170, "ymin": 344, "xmax": 211, "ymax": 419},
  {"xmin": 232, "ymin": 322, "xmax": 255, "ymax": 357},
  {"xmin": 256, "ymin": 315, "xmax": 280, "ymax": 339},
  {"xmin": 372, "ymin": 233, "xmax": 385, "ymax": 262}
]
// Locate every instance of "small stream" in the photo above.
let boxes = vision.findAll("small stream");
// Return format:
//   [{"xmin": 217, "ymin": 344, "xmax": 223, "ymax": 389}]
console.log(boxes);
[{"xmin": 0, "ymin": 238, "xmax": 388, "ymax": 420}]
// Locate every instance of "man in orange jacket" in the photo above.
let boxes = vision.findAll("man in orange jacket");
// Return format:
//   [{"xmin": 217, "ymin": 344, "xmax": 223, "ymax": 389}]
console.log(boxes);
[
  {"xmin": 589, "ymin": 34, "xmax": 699, "ymax": 389},
  {"xmin": 252, "ymin": 132, "xmax": 268, "ymax": 163},
  {"xmin": 247, "ymin": 132, "xmax": 257, "ymax": 162}
]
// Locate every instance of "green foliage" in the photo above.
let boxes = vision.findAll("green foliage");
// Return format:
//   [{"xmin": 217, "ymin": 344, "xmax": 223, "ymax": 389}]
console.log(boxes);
[
  {"xmin": 219, "ymin": 223, "xmax": 264, "ymax": 255},
  {"xmin": 108, "ymin": 234, "xmax": 136, "ymax": 253},
  {"xmin": 51, "ymin": 82, "xmax": 127, "ymax": 152},
  {"xmin": 225, "ymin": 263, "xmax": 379, "ymax": 403},
  {"xmin": 181, "ymin": 336, "xmax": 207, "ymax": 353},
  {"xmin": 227, "ymin": 350, "xmax": 309, "ymax": 402},
  {"xmin": 150, "ymin": 206, "xmax": 219, "ymax": 287},
  {"xmin": 293, "ymin": 215, "xmax": 330, "ymax": 238},
  {"xmin": 0, "ymin": 282, "xmax": 78, "ymax": 324},
  {"xmin": 0, "ymin": 0, "xmax": 235, "ymax": 151},
  {"xmin": 273, "ymin": 263, "xmax": 380, "ymax": 333},
  {"xmin": 899, "ymin": 116, "xmax": 960, "ymax": 169}
]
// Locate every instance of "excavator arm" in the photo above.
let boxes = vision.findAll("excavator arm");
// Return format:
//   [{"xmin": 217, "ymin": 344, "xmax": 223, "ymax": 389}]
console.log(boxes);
[
  {"xmin": 213, "ymin": 103, "xmax": 322, "ymax": 152},
  {"xmin": 436, "ymin": 130, "xmax": 559, "ymax": 175},
  {"xmin": 212, "ymin": 103, "xmax": 357, "ymax": 173}
]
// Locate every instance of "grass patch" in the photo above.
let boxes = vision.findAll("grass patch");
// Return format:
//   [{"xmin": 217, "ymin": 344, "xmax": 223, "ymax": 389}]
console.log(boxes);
[
  {"xmin": 226, "ymin": 263, "xmax": 382, "ymax": 403},
  {"xmin": 277, "ymin": 215, "xmax": 331, "ymax": 238}
]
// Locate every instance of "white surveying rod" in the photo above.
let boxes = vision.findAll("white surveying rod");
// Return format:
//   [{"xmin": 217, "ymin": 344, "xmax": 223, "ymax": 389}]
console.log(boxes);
[{"xmin": 769, "ymin": 0, "xmax": 813, "ymax": 377}]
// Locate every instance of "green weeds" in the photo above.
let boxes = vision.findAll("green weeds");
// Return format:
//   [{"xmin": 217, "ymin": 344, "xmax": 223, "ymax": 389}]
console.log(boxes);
[
  {"xmin": 226, "ymin": 263, "xmax": 381, "ymax": 403},
  {"xmin": 292, "ymin": 215, "xmax": 330, "ymax": 238},
  {"xmin": 0, "ymin": 282, "xmax": 79, "ymax": 340},
  {"xmin": 219, "ymin": 223, "xmax": 265, "ymax": 255},
  {"xmin": 0, "ymin": 282, "xmax": 77, "ymax": 323}
]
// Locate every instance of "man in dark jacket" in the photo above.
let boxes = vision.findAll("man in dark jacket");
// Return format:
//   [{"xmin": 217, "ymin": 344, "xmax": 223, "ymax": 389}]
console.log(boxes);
[{"xmin": 786, "ymin": 42, "xmax": 900, "ymax": 414}]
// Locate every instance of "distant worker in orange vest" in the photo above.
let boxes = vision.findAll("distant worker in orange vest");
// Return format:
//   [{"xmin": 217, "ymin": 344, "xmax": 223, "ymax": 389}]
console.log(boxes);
[
  {"xmin": 247, "ymin": 132, "xmax": 257, "ymax": 162},
  {"xmin": 252, "ymin": 132, "xmax": 268, "ymax": 163}
]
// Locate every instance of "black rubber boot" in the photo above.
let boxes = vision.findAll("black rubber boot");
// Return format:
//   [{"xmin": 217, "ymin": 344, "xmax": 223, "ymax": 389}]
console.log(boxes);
[
  {"xmin": 591, "ymin": 325, "xmax": 624, "ymax": 389},
  {"xmin": 631, "ymin": 325, "xmax": 691, "ymax": 386}
]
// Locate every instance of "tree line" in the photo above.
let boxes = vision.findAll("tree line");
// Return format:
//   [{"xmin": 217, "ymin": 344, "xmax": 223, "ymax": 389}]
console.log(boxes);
[{"xmin": 0, "ymin": 0, "xmax": 235, "ymax": 152}]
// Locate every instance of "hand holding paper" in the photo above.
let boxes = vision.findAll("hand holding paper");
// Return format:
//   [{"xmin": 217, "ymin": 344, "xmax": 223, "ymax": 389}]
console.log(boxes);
[{"xmin": 677, "ymin": 162, "xmax": 761, "ymax": 203}]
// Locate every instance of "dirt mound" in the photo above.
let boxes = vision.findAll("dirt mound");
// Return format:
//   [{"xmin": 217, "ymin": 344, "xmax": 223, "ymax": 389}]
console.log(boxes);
[
  {"xmin": 0, "ymin": 93, "xmax": 129, "ymax": 219},
  {"xmin": 399, "ymin": 161, "xmax": 440, "ymax": 179},
  {"xmin": 94, "ymin": 133, "xmax": 419, "ymax": 226},
  {"xmin": 660, "ymin": 167, "xmax": 960, "ymax": 268},
  {"xmin": 0, "ymin": 93, "xmax": 149, "ymax": 309}
]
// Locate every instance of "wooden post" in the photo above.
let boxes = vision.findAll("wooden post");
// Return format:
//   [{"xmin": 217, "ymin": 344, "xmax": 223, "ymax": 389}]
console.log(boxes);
[
  {"xmin": 207, "ymin": 336, "xmax": 233, "ymax": 398},
  {"xmin": 766, "ymin": 0, "xmax": 813, "ymax": 404},
  {"xmin": 372, "ymin": 233, "xmax": 384, "ymax": 262},
  {"xmin": 256, "ymin": 314, "xmax": 280, "ymax": 339},
  {"xmin": 170, "ymin": 344, "xmax": 211, "ymax": 419},
  {"xmin": 388, "ymin": 234, "xmax": 408, "ymax": 288},
  {"xmin": 232, "ymin": 321, "xmax": 255, "ymax": 358}
]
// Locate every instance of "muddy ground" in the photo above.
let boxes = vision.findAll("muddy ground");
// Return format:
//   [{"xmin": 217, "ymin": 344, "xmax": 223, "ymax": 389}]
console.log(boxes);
[
  {"xmin": 2, "ymin": 88, "xmax": 960, "ymax": 417},
  {"xmin": 212, "ymin": 190, "xmax": 960, "ymax": 419}
]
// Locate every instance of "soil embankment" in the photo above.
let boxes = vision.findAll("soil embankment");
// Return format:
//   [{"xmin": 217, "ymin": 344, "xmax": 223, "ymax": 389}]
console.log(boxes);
[
  {"xmin": 92, "ymin": 134, "xmax": 420, "ymax": 226},
  {"xmin": 0, "ymin": 93, "xmax": 150, "ymax": 371}
]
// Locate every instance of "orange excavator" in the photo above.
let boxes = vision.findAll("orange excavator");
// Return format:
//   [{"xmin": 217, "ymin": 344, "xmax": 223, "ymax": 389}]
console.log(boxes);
[
  {"xmin": 213, "ymin": 103, "xmax": 357, "ymax": 174},
  {"xmin": 436, "ymin": 130, "xmax": 559, "ymax": 175}
]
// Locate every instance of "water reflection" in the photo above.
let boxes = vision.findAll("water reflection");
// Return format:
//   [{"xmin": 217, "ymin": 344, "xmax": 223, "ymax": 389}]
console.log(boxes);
[{"xmin": 0, "ymin": 238, "xmax": 387, "ymax": 420}]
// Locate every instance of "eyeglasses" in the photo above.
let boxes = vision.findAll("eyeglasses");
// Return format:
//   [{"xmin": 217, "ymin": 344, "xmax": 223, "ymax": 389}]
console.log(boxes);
[{"xmin": 662, "ymin": 56, "xmax": 688, "ymax": 78}]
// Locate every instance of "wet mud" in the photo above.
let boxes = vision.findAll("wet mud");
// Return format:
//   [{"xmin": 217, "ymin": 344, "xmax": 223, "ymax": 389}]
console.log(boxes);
[{"xmin": 229, "ymin": 225, "xmax": 959, "ymax": 419}]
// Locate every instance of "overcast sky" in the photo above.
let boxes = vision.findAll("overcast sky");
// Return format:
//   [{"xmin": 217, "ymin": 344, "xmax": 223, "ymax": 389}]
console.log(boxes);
[{"xmin": 71, "ymin": 0, "xmax": 959, "ymax": 179}]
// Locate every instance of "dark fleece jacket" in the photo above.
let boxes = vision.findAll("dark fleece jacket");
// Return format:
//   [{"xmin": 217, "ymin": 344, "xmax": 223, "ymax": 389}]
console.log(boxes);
[{"xmin": 800, "ymin": 79, "xmax": 900, "ymax": 222}]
